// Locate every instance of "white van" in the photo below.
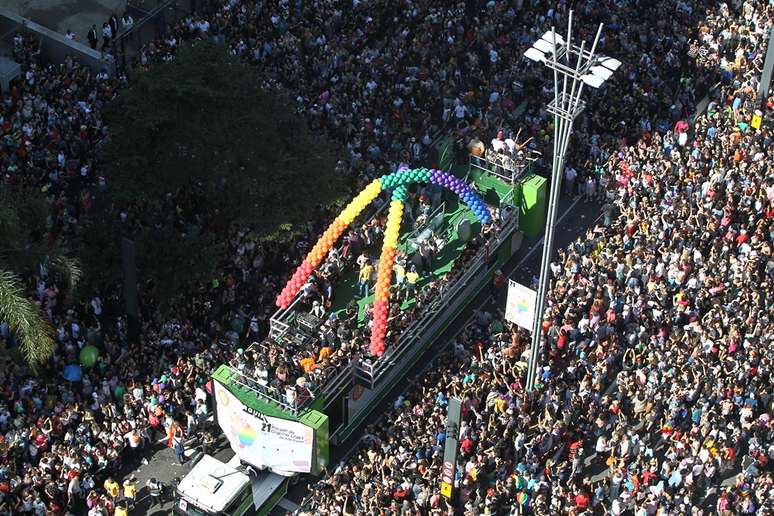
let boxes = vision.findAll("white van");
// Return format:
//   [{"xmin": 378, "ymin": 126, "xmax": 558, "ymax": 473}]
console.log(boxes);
[{"xmin": 175, "ymin": 454, "xmax": 288, "ymax": 516}]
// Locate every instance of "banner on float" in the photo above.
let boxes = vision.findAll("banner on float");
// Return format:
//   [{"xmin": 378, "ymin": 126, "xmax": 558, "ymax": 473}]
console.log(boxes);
[
  {"xmin": 504, "ymin": 279, "xmax": 537, "ymax": 331},
  {"xmin": 214, "ymin": 380, "xmax": 313, "ymax": 473}
]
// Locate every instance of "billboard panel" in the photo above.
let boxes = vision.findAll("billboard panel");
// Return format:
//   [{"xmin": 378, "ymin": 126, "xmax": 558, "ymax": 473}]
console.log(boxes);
[
  {"xmin": 214, "ymin": 380, "xmax": 314, "ymax": 474},
  {"xmin": 505, "ymin": 279, "xmax": 537, "ymax": 331}
]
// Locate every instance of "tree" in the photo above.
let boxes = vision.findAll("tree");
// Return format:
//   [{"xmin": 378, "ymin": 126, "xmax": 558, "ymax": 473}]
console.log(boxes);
[
  {"xmin": 0, "ymin": 189, "xmax": 80, "ymax": 370},
  {"xmin": 0, "ymin": 188, "xmax": 50, "ymax": 275},
  {"xmin": 98, "ymin": 41, "xmax": 344, "ymax": 305},
  {"xmin": 0, "ymin": 270, "xmax": 54, "ymax": 371}
]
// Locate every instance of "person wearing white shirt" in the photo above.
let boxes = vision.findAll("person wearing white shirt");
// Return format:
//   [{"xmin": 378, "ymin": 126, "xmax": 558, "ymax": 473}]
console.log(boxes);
[
  {"xmin": 454, "ymin": 100, "xmax": 467, "ymax": 119},
  {"xmin": 91, "ymin": 296, "xmax": 103, "ymax": 316}
]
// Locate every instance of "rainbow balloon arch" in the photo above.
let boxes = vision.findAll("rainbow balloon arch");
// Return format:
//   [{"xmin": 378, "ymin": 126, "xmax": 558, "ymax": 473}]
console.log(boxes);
[{"xmin": 275, "ymin": 167, "xmax": 491, "ymax": 356}]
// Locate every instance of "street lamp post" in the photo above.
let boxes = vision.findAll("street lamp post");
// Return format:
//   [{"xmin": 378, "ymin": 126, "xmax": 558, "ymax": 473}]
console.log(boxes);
[{"xmin": 523, "ymin": 11, "xmax": 621, "ymax": 392}]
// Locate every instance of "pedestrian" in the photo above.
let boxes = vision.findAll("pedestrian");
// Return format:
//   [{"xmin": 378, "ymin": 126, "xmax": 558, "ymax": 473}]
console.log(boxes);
[
  {"xmin": 584, "ymin": 175, "xmax": 596, "ymax": 202},
  {"xmin": 87, "ymin": 24, "xmax": 98, "ymax": 49},
  {"xmin": 173, "ymin": 425, "xmax": 186, "ymax": 464},
  {"xmin": 146, "ymin": 478, "xmax": 162, "ymax": 507},
  {"xmin": 101, "ymin": 22, "xmax": 112, "ymax": 53},
  {"xmin": 122, "ymin": 476, "xmax": 137, "ymax": 507},
  {"xmin": 109, "ymin": 14, "xmax": 119, "ymax": 37},
  {"xmin": 404, "ymin": 265, "xmax": 419, "ymax": 299},
  {"xmin": 492, "ymin": 269, "xmax": 506, "ymax": 301},
  {"xmin": 103, "ymin": 477, "xmax": 119, "ymax": 503},
  {"xmin": 357, "ymin": 259, "xmax": 373, "ymax": 298},
  {"xmin": 564, "ymin": 165, "xmax": 578, "ymax": 197},
  {"xmin": 419, "ymin": 240, "xmax": 433, "ymax": 272}
]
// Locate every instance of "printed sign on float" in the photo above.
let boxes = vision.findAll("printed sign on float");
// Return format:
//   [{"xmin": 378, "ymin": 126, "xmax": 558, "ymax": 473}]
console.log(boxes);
[
  {"xmin": 504, "ymin": 279, "xmax": 537, "ymax": 331},
  {"xmin": 215, "ymin": 381, "xmax": 313, "ymax": 474}
]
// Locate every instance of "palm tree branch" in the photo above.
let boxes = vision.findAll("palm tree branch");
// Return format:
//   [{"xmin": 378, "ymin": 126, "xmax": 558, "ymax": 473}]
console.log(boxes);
[{"xmin": 0, "ymin": 270, "xmax": 55, "ymax": 371}]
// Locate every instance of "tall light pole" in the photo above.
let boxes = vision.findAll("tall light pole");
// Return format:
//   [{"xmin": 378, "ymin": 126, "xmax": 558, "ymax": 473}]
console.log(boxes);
[{"xmin": 523, "ymin": 11, "xmax": 621, "ymax": 392}]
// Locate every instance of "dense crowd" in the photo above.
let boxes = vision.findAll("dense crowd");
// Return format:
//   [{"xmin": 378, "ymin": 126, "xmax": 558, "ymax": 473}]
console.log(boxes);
[
  {"xmin": 0, "ymin": 0, "xmax": 772, "ymax": 515},
  {"xmin": 305, "ymin": 0, "xmax": 774, "ymax": 515}
]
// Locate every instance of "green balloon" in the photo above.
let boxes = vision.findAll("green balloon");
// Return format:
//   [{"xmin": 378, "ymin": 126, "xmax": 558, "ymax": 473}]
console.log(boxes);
[{"xmin": 79, "ymin": 345, "xmax": 99, "ymax": 368}]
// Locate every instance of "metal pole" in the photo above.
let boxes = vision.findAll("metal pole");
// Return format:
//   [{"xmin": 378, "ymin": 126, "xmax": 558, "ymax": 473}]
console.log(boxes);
[
  {"xmin": 758, "ymin": 27, "xmax": 774, "ymax": 106},
  {"xmin": 527, "ymin": 29, "xmax": 566, "ymax": 393},
  {"xmin": 440, "ymin": 398, "xmax": 462, "ymax": 502},
  {"xmin": 121, "ymin": 237, "xmax": 140, "ymax": 342},
  {"xmin": 525, "ymin": 19, "xmax": 608, "ymax": 392}
]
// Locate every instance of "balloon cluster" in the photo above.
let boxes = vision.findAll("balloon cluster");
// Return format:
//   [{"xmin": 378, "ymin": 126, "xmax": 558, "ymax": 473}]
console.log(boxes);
[
  {"xmin": 275, "ymin": 179, "xmax": 383, "ymax": 308},
  {"xmin": 427, "ymin": 169, "xmax": 490, "ymax": 224},
  {"xmin": 379, "ymin": 167, "xmax": 431, "ymax": 190},
  {"xmin": 369, "ymin": 186, "xmax": 407, "ymax": 356},
  {"xmin": 274, "ymin": 165, "xmax": 490, "ymax": 351}
]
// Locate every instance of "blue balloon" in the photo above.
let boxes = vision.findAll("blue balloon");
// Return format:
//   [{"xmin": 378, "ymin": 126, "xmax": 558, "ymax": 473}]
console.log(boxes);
[{"xmin": 63, "ymin": 364, "xmax": 83, "ymax": 382}]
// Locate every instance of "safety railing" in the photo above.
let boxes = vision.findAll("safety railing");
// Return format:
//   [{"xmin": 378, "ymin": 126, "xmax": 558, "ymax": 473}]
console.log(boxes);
[
  {"xmin": 469, "ymin": 152, "xmax": 537, "ymax": 185},
  {"xmin": 227, "ymin": 344, "xmax": 318, "ymax": 416}
]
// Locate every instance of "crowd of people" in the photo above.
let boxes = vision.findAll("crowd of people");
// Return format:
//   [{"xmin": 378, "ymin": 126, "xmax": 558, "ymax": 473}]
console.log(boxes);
[
  {"xmin": 305, "ymin": 0, "xmax": 774, "ymax": 515},
  {"xmin": 0, "ymin": 0, "xmax": 772, "ymax": 515},
  {"xmin": 1, "ymin": 0, "xmax": 531, "ymax": 512}
]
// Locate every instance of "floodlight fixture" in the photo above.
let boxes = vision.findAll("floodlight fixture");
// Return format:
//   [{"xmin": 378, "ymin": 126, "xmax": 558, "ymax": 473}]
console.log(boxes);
[
  {"xmin": 599, "ymin": 56, "xmax": 622, "ymax": 71},
  {"xmin": 524, "ymin": 47, "xmax": 546, "ymax": 62},
  {"xmin": 581, "ymin": 74, "xmax": 606, "ymax": 88},
  {"xmin": 540, "ymin": 30, "xmax": 566, "ymax": 46},
  {"xmin": 533, "ymin": 38, "xmax": 556, "ymax": 55}
]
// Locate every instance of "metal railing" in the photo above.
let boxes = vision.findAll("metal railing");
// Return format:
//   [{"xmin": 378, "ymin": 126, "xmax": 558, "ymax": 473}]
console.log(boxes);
[
  {"xmin": 469, "ymin": 152, "xmax": 537, "ymax": 185},
  {"xmin": 227, "ymin": 343, "xmax": 318, "ymax": 416},
  {"xmin": 112, "ymin": 0, "xmax": 215, "ymax": 72},
  {"xmin": 321, "ymin": 358, "xmax": 359, "ymax": 402}
]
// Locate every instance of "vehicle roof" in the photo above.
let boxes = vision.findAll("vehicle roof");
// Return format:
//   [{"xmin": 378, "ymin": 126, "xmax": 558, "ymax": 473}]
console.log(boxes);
[{"xmin": 177, "ymin": 454, "xmax": 250, "ymax": 513}]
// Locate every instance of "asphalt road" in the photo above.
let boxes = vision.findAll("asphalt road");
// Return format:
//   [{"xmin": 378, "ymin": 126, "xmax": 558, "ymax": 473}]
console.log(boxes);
[{"xmin": 115, "ymin": 426, "xmax": 236, "ymax": 514}]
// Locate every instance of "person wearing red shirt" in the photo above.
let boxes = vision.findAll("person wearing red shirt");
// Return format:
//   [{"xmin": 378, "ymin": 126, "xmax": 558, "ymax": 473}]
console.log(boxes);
[{"xmin": 574, "ymin": 491, "xmax": 590, "ymax": 510}]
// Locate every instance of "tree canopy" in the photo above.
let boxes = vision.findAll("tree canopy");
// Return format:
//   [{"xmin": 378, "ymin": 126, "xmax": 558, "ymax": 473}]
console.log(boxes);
[
  {"xmin": 0, "ymin": 190, "xmax": 80, "ymax": 370},
  {"xmin": 97, "ymin": 41, "xmax": 344, "ymax": 304}
]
